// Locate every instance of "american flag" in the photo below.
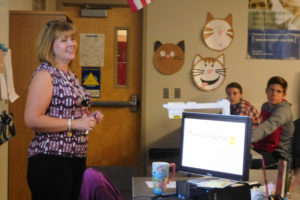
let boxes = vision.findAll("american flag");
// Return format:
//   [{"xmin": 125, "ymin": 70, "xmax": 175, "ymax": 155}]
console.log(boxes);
[{"xmin": 127, "ymin": 0, "xmax": 153, "ymax": 12}]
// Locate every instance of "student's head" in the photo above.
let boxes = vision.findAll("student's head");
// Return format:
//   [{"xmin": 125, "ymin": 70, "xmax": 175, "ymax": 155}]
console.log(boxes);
[
  {"xmin": 266, "ymin": 76, "xmax": 287, "ymax": 106},
  {"xmin": 225, "ymin": 82, "xmax": 243, "ymax": 105},
  {"xmin": 37, "ymin": 20, "xmax": 77, "ymax": 67},
  {"xmin": 249, "ymin": 0, "xmax": 273, "ymax": 10}
]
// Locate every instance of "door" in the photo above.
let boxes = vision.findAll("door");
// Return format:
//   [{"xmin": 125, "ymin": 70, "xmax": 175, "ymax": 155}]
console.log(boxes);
[
  {"xmin": 64, "ymin": 6, "xmax": 142, "ymax": 167},
  {"xmin": 9, "ymin": 11, "xmax": 67, "ymax": 200}
]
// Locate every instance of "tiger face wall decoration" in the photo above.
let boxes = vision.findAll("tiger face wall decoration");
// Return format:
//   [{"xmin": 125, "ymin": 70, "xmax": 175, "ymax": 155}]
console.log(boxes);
[
  {"xmin": 153, "ymin": 41, "xmax": 185, "ymax": 75},
  {"xmin": 192, "ymin": 54, "xmax": 226, "ymax": 91},
  {"xmin": 202, "ymin": 13, "xmax": 234, "ymax": 51}
]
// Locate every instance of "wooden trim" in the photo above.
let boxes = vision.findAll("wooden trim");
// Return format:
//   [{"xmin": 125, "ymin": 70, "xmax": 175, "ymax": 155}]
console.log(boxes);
[
  {"xmin": 10, "ymin": 10, "xmax": 66, "ymax": 15},
  {"xmin": 60, "ymin": 0, "xmax": 128, "ymax": 7}
]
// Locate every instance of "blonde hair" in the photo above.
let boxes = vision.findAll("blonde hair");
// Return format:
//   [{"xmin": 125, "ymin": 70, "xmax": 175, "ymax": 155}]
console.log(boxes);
[{"xmin": 37, "ymin": 20, "xmax": 76, "ymax": 66}]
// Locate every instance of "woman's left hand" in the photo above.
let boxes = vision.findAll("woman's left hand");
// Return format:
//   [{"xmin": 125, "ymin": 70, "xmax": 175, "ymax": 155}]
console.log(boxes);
[{"xmin": 89, "ymin": 111, "xmax": 104, "ymax": 123}]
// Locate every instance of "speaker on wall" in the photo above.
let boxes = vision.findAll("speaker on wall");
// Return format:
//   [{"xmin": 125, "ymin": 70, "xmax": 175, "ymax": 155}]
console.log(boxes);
[{"xmin": 80, "ymin": 9, "xmax": 107, "ymax": 18}]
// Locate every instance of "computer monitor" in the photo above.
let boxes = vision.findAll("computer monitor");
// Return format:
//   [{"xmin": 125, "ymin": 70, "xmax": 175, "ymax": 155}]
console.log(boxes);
[{"xmin": 179, "ymin": 112, "xmax": 252, "ymax": 181}]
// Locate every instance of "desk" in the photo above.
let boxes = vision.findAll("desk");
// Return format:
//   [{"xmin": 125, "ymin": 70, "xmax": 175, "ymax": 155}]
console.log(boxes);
[{"xmin": 132, "ymin": 177, "xmax": 190, "ymax": 199}]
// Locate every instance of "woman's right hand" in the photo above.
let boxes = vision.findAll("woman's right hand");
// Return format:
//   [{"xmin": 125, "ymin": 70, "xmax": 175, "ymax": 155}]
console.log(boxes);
[{"xmin": 72, "ymin": 116, "xmax": 96, "ymax": 132}]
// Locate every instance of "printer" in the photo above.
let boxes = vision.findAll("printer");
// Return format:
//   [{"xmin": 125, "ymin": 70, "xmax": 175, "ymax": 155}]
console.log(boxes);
[{"xmin": 176, "ymin": 178, "xmax": 251, "ymax": 200}]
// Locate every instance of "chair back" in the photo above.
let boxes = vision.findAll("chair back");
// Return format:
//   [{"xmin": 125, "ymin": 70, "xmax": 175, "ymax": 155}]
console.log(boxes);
[
  {"xmin": 292, "ymin": 119, "xmax": 300, "ymax": 169},
  {"xmin": 79, "ymin": 168, "xmax": 123, "ymax": 200}
]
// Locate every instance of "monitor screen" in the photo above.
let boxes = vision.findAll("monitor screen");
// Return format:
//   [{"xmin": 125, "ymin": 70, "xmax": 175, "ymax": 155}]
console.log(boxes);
[{"xmin": 179, "ymin": 112, "xmax": 252, "ymax": 181}]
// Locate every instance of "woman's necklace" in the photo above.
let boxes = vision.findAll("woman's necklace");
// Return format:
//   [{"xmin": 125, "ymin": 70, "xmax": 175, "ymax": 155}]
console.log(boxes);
[
  {"xmin": 58, "ymin": 68, "xmax": 87, "ymax": 137},
  {"xmin": 59, "ymin": 68, "xmax": 86, "ymax": 105}
]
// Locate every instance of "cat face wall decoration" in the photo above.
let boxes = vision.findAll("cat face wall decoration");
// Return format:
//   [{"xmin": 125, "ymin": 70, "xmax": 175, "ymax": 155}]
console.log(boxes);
[
  {"xmin": 153, "ymin": 41, "xmax": 185, "ymax": 75},
  {"xmin": 202, "ymin": 13, "xmax": 234, "ymax": 51},
  {"xmin": 192, "ymin": 54, "xmax": 226, "ymax": 91}
]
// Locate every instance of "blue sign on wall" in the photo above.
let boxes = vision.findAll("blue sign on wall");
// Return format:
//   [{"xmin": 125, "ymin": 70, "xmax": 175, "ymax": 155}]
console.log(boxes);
[
  {"xmin": 248, "ymin": 29, "xmax": 300, "ymax": 59},
  {"xmin": 81, "ymin": 67, "xmax": 101, "ymax": 98}
]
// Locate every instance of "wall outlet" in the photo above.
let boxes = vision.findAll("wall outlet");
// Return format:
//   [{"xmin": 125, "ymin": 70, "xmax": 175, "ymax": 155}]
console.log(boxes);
[
  {"xmin": 175, "ymin": 88, "xmax": 180, "ymax": 98},
  {"xmin": 163, "ymin": 88, "xmax": 169, "ymax": 98}
]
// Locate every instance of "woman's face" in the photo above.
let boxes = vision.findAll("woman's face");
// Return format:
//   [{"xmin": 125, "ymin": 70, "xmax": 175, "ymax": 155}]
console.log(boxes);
[{"xmin": 53, "ymin": 32, "xmax": 77, "ymax": 65}]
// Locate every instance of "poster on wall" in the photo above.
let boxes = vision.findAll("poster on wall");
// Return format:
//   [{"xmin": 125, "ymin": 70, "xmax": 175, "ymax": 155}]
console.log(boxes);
[
  {"xmin": 80, "ymin": 33, "xmax": 105, "ymax": 66},
  {"xmin": 248, "ymin": 0, "xmax": 300, "ymax": 59},
  {"xmin": 82, "ymin": 67, "xmax": 101, "ymax": 98}
]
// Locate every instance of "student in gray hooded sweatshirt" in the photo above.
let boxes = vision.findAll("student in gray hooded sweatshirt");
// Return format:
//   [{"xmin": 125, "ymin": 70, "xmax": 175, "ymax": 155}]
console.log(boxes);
[{"xmin": 251, "ymin": 76, "xmax": 294, "ymax": 169}]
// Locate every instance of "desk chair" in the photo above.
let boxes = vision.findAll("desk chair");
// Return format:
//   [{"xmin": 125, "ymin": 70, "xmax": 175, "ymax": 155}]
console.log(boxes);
[
  {"xmin": 79, "ymin": 168, "xmax": 123, "ymax": 200},
  {"xmin": 288, "ymin": 119, "xmax": 300, "ymax": 195},
  {"xmin": 292, "ymin": 119, "xmax": 300, "ymax": 170}
]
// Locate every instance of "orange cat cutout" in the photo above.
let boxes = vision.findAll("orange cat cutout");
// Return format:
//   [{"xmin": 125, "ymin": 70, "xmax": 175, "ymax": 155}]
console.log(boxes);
[
  {"xmin": 192, "ymin": 54, "xmax": 226, "ymax": 91},
  {"xmin": 202, "ymin": 13, "xmax": 234, "ymax": 51},
  {"xmin": 153, "ymin": 41, "xmax": 185, "ymax": 75}
]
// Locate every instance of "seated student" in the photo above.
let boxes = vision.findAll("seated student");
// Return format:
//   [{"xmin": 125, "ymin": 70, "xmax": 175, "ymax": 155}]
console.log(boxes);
[
  {"xmin": 251, "ymin": 76, "xmax": 295, "ymax": 169},
  {"xmin": 225, "ymin": 82, "xmax": 261, "ymax": 128}
]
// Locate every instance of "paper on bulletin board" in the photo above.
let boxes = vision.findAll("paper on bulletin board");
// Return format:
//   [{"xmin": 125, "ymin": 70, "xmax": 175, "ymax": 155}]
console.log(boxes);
[{"xmin": 80, "ymin": 33, "xmax": 105, "ymax": 66}]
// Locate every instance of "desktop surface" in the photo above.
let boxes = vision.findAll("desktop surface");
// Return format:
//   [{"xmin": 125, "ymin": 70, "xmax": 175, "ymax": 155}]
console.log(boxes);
[
  {"xmin": 132, "ymin": 177, "xmax": 190, "ymax": 199},
  {"xmin": 132, "ymin": 176, "xmax": 251, "ymax": 200}
]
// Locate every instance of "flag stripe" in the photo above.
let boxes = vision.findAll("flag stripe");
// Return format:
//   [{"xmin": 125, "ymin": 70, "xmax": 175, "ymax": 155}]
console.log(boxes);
[
  {"xmin": 141, "ymin": 0, "xmax": 147, "ymax": 7},
  {"xmin": 133, "ymin": 0, "xmax": 143, "ymax": 10},
  {"xmin": 127, "ymin": 0, "xmax": 153, "ymax": 12},
  {"xmin": 127, "ymin": 0, "xmax": 138, "ymax": 11}
]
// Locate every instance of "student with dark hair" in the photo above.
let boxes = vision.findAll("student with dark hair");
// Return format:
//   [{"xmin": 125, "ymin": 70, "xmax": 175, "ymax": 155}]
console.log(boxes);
[
  {"xmin": 225, "ymin": 82, "xmax": 261, "ymax": 129},
  {"xmin": 251, "ymin": 76, "xmax": 295, "ymax": 169},
  {"xmin": 249, "ymin": 0, "xmax": 273, "ymax": 10}
]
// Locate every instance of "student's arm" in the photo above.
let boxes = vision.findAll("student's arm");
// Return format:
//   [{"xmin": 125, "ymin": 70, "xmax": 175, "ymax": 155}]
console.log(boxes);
[
  {"xmin": 250, "ymin": 105, "xmax": 261, "ymax": 129},
  {"xmin": 251, "ymin": 104, "xmax": 292, "ymax": 142}
]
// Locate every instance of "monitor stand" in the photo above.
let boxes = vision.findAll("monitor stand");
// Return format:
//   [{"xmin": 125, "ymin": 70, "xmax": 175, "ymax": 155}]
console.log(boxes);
[{"xmin": 187, "ymin": 176, "xmax": 237, "ymax": 188}]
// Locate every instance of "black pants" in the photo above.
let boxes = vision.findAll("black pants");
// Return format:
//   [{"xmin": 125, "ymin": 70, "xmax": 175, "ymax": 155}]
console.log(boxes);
[{"xmin": 27, "ymin": 154, "xmax": 86, "ymax": 200}]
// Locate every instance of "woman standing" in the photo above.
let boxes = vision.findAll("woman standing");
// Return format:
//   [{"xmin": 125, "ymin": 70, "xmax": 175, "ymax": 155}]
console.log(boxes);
[{"xmin": 24, "ymin": 20, "xmax": 103, "ymax": 200}]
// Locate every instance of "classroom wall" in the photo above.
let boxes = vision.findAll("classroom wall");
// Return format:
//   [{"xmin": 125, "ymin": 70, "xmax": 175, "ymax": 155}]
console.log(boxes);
[
  {"xmin": 0, "ymin": 0, "xmax": 9, "ymax": 199},
  {"xmin": 0, "ymin": 1, "xmax": 32, "ymax": 199},
  {"xmin": 9, "ymin": 0, "xmax": 32, "ymax": 10},
  {"xmin": 142, "ymin": 0, "xmax": 300, "ymax": 165}
]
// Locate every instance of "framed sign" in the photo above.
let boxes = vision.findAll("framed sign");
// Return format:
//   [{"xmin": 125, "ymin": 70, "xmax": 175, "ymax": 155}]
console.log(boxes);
[{"xmin": 82, "ymin": 67, "xmax": 101, "ymax": 98}]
